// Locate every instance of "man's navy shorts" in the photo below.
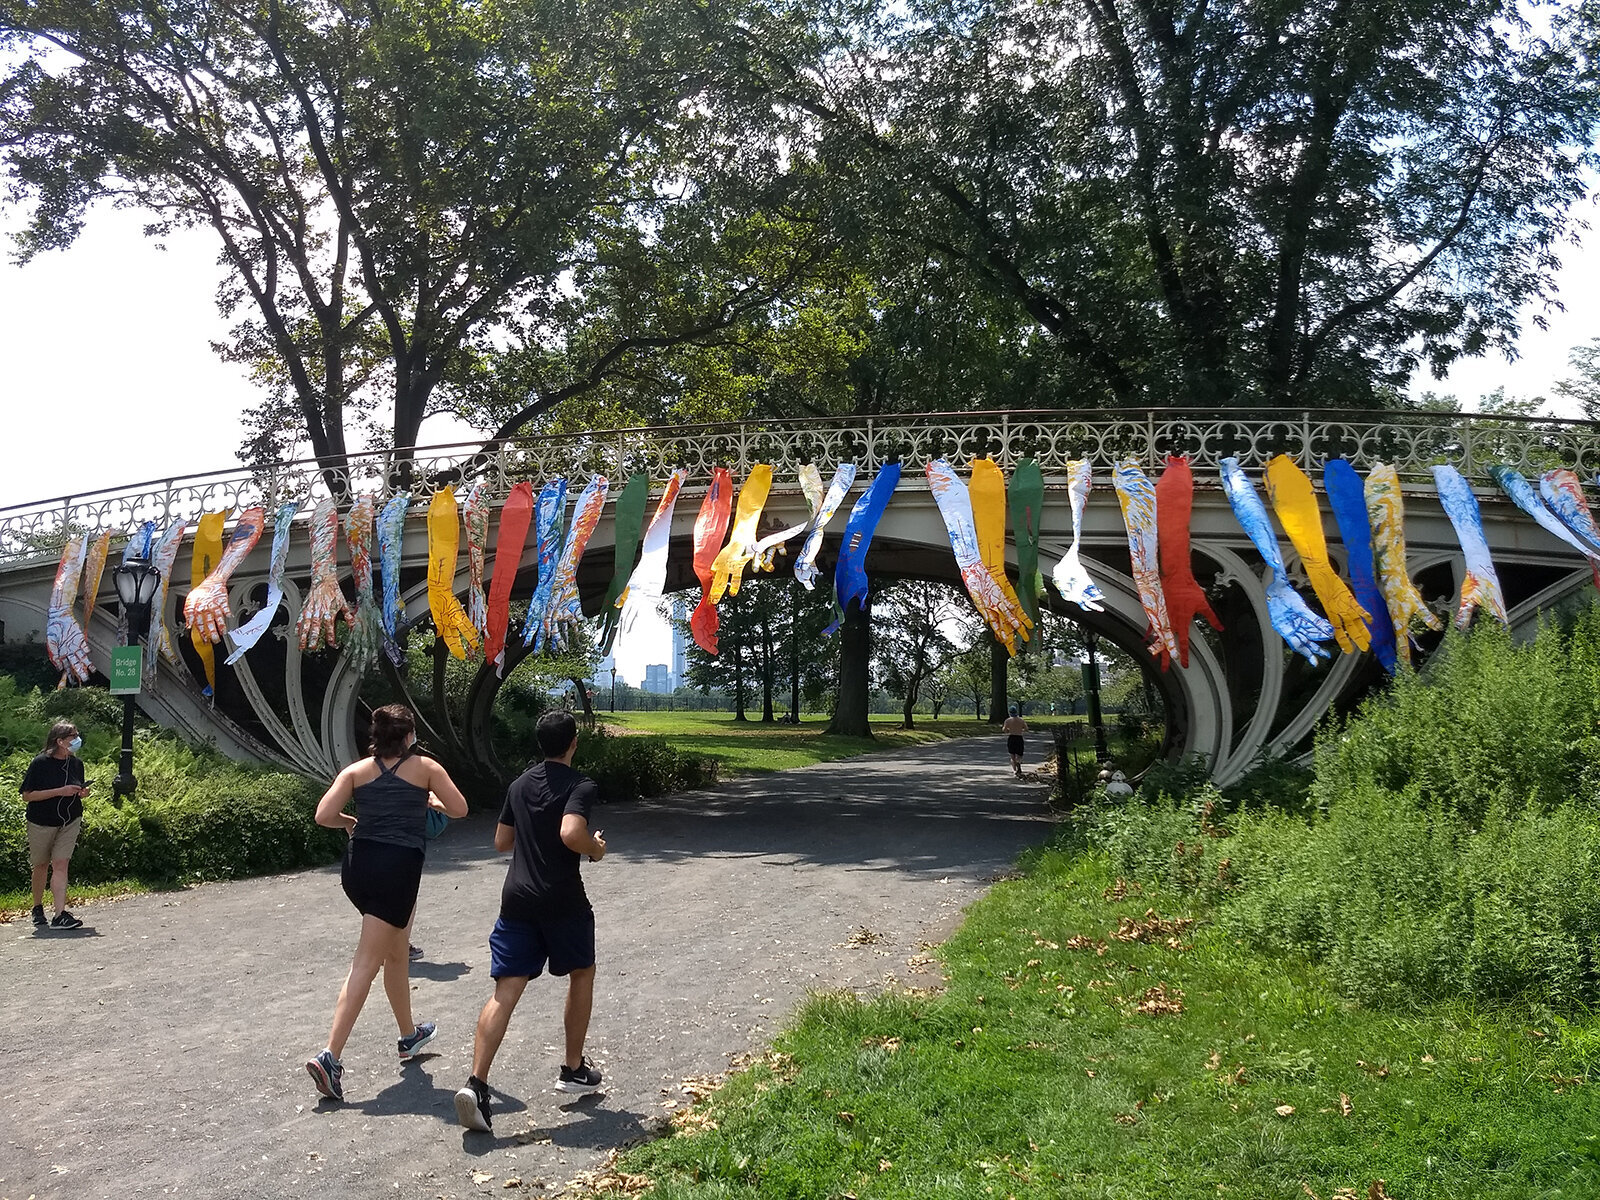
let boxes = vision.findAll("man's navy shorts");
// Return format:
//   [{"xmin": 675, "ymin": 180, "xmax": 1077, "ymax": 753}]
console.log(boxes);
[{"xmin": 489, "ymin": 910, "xmax": 596, "ymax": 979}]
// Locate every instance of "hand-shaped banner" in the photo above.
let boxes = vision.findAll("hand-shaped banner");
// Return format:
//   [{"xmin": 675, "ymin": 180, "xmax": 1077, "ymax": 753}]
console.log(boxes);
[
  {"xmin": 827, "ymin": 463, "xmax": 901, "ymax": 634},
  {"xmin": 538, "ymin": 474, "xmax": 608, "ymax": 653},
  {"xmin": 752, "ymin": 464, "xmax": 824, "ymax": 573},
  {"xmin": 927, "ymin": 459, "xmax": 1029, "ymax": 654},
  {"xmin": 1112, "ymin": 460, "xmax": 1178, "ymax": 669},
  {"xmin": 80, "ymin": 531, "xmax": 112, "ymax": 632},
  {"xmin": 1219, "ymin": 458, "xmax": 1334, "ymax": 663},
  {"xmin": 1048, "ymin": 460, "xmax": 1105, "ymax": 612},
  {"xmin": 1265, "ymin": 455, "xmax": 1371, "ymax": 654},
  {"xmin": 970, "ymin": 459, "xmax": 1031, "ymax": 645},
  {"xmin": 618, "ymin": 470, "xmax": 687, "ymax": 640},
  {"xmin": 343, "ymin": 497, "xmax": 384, "ymax": 673},
  {"xmin": 47, "ymin": 534, "xmax": 92, "ymax": 686},
  {"xmin": 1540, "ymin": 469, "xmax": 1600, "ymax": 565},
  {"xmin": 185, "ymin": 505, "xmax": 266, "ymax": 659},
  {"xmin": 1492, "ymin": 466, "xmax": 1600, "ymax": 590},
  {"xmin": 298, "ymin": 498, "xmax": 352, "ymax": 653},
  {"xmin": 690, "ymin": 469, "xmax": 733, "ymax": 654},
  {"xmin": 486, "ymin": 481, "xmax": 534, "ymax": 673},
  {"xmin": 148, "ymin": 518, "xmax": 189, "ymax": 681},
  {"xmin": 1363, "ymin": 464, "xmax": 1440, "ymax": 667},
  {"xmin": 1432, "ymin": 464, "xmax": 1508, "ymax": 629},
  {"xmin": 464, "ymin": 484, "xmax": 491, "ymax": 637},
  {"xmin": 1323, "ymin": 460, "xmax": 1396, "ymax": 672},
  {"xmin": 598, "ymin": 473, "xmax": 650, "ymax": 654},
  {"xmin": 426, "ymin": 487, "xmax": 480, "ymax": 660},
  {"xmin": 226, "ymin": 501, "xmax": 301, "ymax": 665},
  {"xmin": 189, "ymin": 509, "xmax": 230, "ymax": 693},
  {"xmin": 376, "ymin": 494, "xmax": 409, "ymax": 661},
  {"xmin": 522, "ymin": 480, "xmax": 568, "ymax": 650},
  {"xmin": 710, "ymin": 466, "xmax": 774, "ymax": 604},
  {"xmin": 794, "ymin": 465, "xmax": 857, "ymax": 590},
  {"xmin": 1155, "ymin": 457, "xmax": 1223, "ymax": 669},
  {"xmin": 1008, "ymin": 459, "xmax": 1046, "ymax": 630}
]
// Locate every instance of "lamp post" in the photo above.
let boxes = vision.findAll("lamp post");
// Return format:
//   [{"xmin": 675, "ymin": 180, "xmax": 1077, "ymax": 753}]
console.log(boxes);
[
  {"xmin": 1081, "ymin": 628, "xmax": 1109, "ymax": 764},
  {"xmin": 111, "ymin": 553, "xmax": 163, "ymax": 803},
  {"xmin": 610, "ymin": 665, "xmax": 618, "ymax": 712}
]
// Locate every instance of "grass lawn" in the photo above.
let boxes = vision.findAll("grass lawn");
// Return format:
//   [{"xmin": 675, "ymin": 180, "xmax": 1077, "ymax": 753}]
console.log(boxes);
[{"xmin": 622, "ymin": 843, "xmax": 1600, "ymax": 1199}]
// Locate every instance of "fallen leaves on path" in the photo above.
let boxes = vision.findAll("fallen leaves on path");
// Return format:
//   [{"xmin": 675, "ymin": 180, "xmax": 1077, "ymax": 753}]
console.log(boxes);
[{"xmin": 565, "ymin": 1150, "xmax": 654, "ymax": 1196}]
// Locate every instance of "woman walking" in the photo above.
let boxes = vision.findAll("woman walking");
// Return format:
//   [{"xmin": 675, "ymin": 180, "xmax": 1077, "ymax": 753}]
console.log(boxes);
[
  {"xmin": 306, "ymin": 704, "xmax": 469, "ymax": 1101},
  {"xmin": 19, "ymin": 721, "xmax": 89, "ymax": 929}
]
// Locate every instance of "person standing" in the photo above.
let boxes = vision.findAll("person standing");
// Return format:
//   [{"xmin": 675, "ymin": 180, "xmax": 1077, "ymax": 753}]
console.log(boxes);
[
  {"xmin": 1002, "ymin": 705, "xmax": 1028, "ymax": 779},
  {"xmin": 305, "ymin": 704, "xmax": 470, "ymax": 1102},
  {"xmin": 20, "ymin": 721, "xmax": 88, "ymax": 929},
  {"xmin": 455, "ymin": 710, "xmax": 607, "ymax": 1133}
]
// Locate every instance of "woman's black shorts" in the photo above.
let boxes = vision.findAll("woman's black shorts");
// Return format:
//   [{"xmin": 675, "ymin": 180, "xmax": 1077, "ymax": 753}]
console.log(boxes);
[
  {"xmin": 1007, "ymin": 735, "xmax": 1025, "ymax": 756},
  {"xmin": 341, "ymin": 838, "xmax": 424, "ymax": 929}
]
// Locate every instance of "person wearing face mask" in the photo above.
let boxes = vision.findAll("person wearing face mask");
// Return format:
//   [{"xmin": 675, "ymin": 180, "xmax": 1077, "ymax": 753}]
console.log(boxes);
[
  {"xmin": 20, "ymin": 721, "xmax": 89, "ymax": 930},
  {"xmin": 304, "ymin": 704, "xmax": 470, "ymax": 1103}
]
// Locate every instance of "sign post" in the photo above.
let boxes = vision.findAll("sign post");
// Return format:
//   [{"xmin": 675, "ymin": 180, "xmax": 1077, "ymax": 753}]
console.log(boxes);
[{"xmin": 109, "ymin": 645, "xmax": 143, "ymax": 696}]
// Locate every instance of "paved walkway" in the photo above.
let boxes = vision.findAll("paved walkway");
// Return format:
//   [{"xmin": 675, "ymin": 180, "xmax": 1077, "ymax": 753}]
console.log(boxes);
[{"xmin": 0, "ymin": 738, "xmax": 1056, "ymax": 1200}]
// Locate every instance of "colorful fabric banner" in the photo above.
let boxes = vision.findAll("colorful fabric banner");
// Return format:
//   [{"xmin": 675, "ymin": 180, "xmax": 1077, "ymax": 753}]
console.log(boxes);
[
  {"xmin": 80, "ymin": 531, "xmax": 112, "ymax": 633},
  {"xmin": 827, "ymin": 463, "xmax": 901, "ymax": 634},
  {"xmin": 148, "ymin": 518, "xmax": 188, "ymax": 681},
  {"xmin": 298, "ymin": 499, "xmax": 350, "ymax": 654},
  {"xmin": 794, "ymin": 465, "xmax": 857, "ymax": 590},
  {"xmin": 538, "ymin": 474, "xmax": 608, "ymax": 653},
  {"xmin": 190, "ymin": 509, "xmax": 230, "ymax": 692},
  {"xmin": 185, "ymin": 505, "xmax": 266, "ymax": 649},
  {"xmin": 426, "ymin": 486, "xmax": 480, "ymax": 659},
  {"xmin": 1363, "ymin": 464, "xmax": 1440, "ymax": 668},
  {"xmin": 690, "ymin": 469, "xmax": 734, "ymax": 654},
  {"xmin": 1219, "ymin": 457, "xmax": 1334, "ymax": 663},
  {"xmin": 598, "ymin": 472, "xmax": 650, "ymax": 654},
  {"xmin": 710, "ymin": 465, "xmax": 774, "ymax": 604},
  {"xmin": 1048, "ymin": 460, "xmax": 1105, "ymax": 612},
  {"xmin": 343, "ymin": 497, "xmax": 383, "ymax": 673},
  {"xmin": 970, "ymin": 458, "xmax": 1031, "ymax": 644},
  {"xmin": 1492, "ymin": 465, "xmax": 1600, "ymax": 590},
  {"xmin": 1432, "ymin": 464, "xmax": 1508, "ymax": 629},
  {"xmin": 47, "ymin": 534, "xmax": 92, "ymax": 685},
  {"xmin": 1540, "ymin": 469, "xmax": 1600, "ymax": 566},
  {"xmin": 1323, "ymin": 460, "xmax": 1396, "ymax": 672},
  {"xmin": 122, "ymin": 521, "xmax": 154, "ymax": 565},
  {"xmin": 926, "ymin": 459, "xmax": 1029, "ymax": 654},
  {"xmin": 752, "ymin": 464, "xmax": 825, "ymax": 573},
  {"xmin": 1265, "ymin": 455, "xmax": 1371, "ymax": 654},
  {"xmin": 464, "ymin": 483, "xmax": 491, "ymax": 637},
  {"xmin": 521, "ymin": 479, "xmax": 568, "ymax": 650},
  {"xmin": 1155, "ymin": 456, "xmax": 1223, "ymax": 670},
  {"xmin": 1008, "ymin": 459, "xmax": 1046, "ymax": 630},
  {"xmin": 376, "ymin": 494, "xmax": 409, "ymax": 661},
  {"xmin": 618, "ymin": 470, "xmax": 687, "ymax": 640},
  {"xmin": 226, "ymin": 501, "xmax": 300, "ymax": 665},
  {"xmin": 486, "ymin": 481, "xmax": 534, "ymax": 673},
  {"xmin": 1112, "ymin": 459, "xmax": 1178, "ymax": 670}
]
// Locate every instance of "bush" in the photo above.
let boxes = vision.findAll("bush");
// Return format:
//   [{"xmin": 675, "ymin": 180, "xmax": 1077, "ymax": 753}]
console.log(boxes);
[{"xmin": 575, "ymin": 726, "xmax": 715, "ymax": 800}]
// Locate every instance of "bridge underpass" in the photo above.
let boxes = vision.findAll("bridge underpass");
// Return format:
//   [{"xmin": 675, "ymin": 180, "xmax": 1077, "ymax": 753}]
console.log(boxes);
[{"xmin": 0, "ymin": 409, "xmax": 1595, "ymax": 787}]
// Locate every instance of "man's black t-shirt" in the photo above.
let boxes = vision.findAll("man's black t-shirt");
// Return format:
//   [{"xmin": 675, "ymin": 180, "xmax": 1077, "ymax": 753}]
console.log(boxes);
[
  {"xmin": 498, "ymin": 761, "xmax": 597, "ymax": 922},
  {"xmin": 20, "ymin": 753, "xmax": 85, "ymax": 826}
]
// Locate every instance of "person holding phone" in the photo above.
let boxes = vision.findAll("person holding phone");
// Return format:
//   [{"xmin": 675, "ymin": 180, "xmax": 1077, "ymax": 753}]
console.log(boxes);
[
  {"xmin": 455, "ymin": 709, "xmax": 608, "ymax": 1132},
  {"xmin": 20, "ymin": 721, "xmax": 89, "ymax": 929}
]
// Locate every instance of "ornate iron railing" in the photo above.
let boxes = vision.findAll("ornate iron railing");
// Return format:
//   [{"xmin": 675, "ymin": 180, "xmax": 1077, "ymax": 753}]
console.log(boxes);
[{"xmin": 3, "ymin": 408, "xmax": 1598, "ymax": 564}]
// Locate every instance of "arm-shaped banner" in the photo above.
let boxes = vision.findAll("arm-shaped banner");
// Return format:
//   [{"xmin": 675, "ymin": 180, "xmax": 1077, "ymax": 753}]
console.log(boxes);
[
  {"xmin": 598, "ymin": 473, "xmax": 651, "ymax": 654},
  {"xmin": 827, "ymin": 463, "xmax": 902, "ymax": 635},
  {"xmin": 539, "ymin": 474, "xmax": 608, "ymax": 653},
  {"xmin": 148, "ymin": 518, "xmax": 189, "ymax": 681},
  {"xmin": 1493, "ymin": 466, "xmax": 1600, "ymax": 593},
  {"xmin": 752, "ymin": 463, "xmax": 825, "ymax": 573},
  {"xmin": 426, "ymin": 486, "xmax": 481, "ymax": 660},
  {"xmin": 1008, "ymin": 458, "xmax": 1046, "ymax": 630},
  {"xmin": 344, "ymin": 496, "xmax": 384, "ymax": 673},
  {"xmin": 80, "ymin": 531, "xmax": 112, "ymax": 632},
  {"xmin": 376, "ymin": 494, "xmax": 410, "ymax": 659},
  {"xmin": 618, "ymin": 470, "xmax": 688, "ymax": 641},
  {"xmin": 226, "ymin": 501, "xmax": 301, "ymax": 665},
  {"xmin": 926, "ymin": 459, "xmax": 1029, "ymax": 655},
  {"xmin": 1363, "ymin": 463, "xmax": 1440, "ymax": 668},
  {"xmin": 690, "ymin": 469, "xmax": 734, "ymax": 654},
  {"xmin": 969, "ymin": 458, "xmax": 1032, "ymax": 645},
  {"xmin": 464, "ymin": 484, "xmax": 492, "ymax": 637},
  {"xmin": 1432, "ymin": 464, "xmax": 1508, "ymax": 630},
  {"xmin": 1264, "ymin": 455, "xmax": 1370, "ymax": 654},
  {"xmin": 185, "ymin": 505, "xmax": 266, "ymax": 647},
  {"xmin": 1539, "ymin": 470, "xmax": 1600, "ymax": 582},
  {"xmin": 189, "ymin": 509, "xmax": 231, "ymax": 692},
  {"xmin": 486, "ymin": 481, "xmax": 534, "ymax": 673},
  {"xmin": 1323, "ymin": 460, "xmax": 1396, "ymax": 672},
  {"xmin": 1219, "ymin": 458, "xmax": 1334, "ymax": 664},
  {"xmin": 1155, "ymin": 456, "xmax": 1223, "ymax": 670},
  {"xmin": 795, "ymin": 465, "xmax": 857, "ymax": 590},
  {"xmin": 298, "ymin": 498, "xmax": 352, "ymax": 653},
  {"xmin": 522, "ymin": 479, "xmax": 569, "ymax": 650},
  {"xmin": 709, "ymin": 465, "xmax": 774, "ymax": 604},
  {"xmin": 1112, "ymin": 459, "xmax": 1178, "ymax": 670},
  {"xmin": 47, "ymin": 534, "xmax": 92, "ymax": 686},
  {"xmin": 1048, "ymin": 460, "xmax": 1105, "ymax": 612}
]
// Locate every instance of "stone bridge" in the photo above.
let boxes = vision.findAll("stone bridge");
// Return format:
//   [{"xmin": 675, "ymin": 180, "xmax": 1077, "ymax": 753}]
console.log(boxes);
[{"xmin": 0, "ymin": 409, "xmax": 1596, "ymax": 787}]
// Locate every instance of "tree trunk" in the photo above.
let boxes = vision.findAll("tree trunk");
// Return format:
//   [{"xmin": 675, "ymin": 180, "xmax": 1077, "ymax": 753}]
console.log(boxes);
[
  {"xmin": 827, "ymin": 595, "xmax": 873, "ymax": 737},
  {"xmin": 790, "ymin": 587, "xmax": 802, "ymax": 722},
  {"xmin": 902, "ymin": 694, "xmax": 915, "ymax": 729},
  {"xmin": 988, "ymin": 637, "xmax": 1008, "ymax": 724},
  {"xmin": 760, "ymin": 622, "xmax": 775, "ymax": 723},
  {"xmin": 932, "ymin": 697, "xmax": 944, "ymax": 719},
  {"xmin": 568, "ymin": 675, "xmax": 595, "ymax": 726}
]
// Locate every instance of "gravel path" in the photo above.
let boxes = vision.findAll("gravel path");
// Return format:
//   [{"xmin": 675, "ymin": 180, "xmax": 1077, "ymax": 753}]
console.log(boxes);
[{"xmin": 1, "ymin": 737, "xmax": 1056, "ymax": 1200}]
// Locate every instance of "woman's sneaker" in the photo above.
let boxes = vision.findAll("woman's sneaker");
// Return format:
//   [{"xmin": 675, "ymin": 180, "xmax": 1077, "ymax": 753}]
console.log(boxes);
[
  {"xmin": 556, "ymin": 1057, "xmax": 602, "ymax": 1093},
  {"xmin": 398, "ymin": 1021, "xmax": 436, "ymax": 1060},
  {"xmin": 306, "ymin": 1049, "xmax": 343, "ymax": 1101},
  {"xmin": 454, "ymin": 1075, "xmax": 492, "ymax": 1132}
]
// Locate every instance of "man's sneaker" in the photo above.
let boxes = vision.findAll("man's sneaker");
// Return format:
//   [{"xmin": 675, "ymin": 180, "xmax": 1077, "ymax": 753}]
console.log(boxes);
[
  {"xmin": 556, "ymin": 1057, "xmax": 602, "ymax": 1093},
  {"xmin": 397, "ymin": 1021, "xmax": 436, "ymax": 1060},
  {"xmin": 454, "ymin": 1076, "xmax": 492, "ymax": 1132},
  {"xmin": 31, "ymin": 904, "xmax": 46, "ymax": 926},
  {"xmin": 50, "ymin": 910, "xmax": 83, "ymax": 930},
  {"xmin": 306, "ymin": 1049, "xmax": 344, "ymax": 1101},
  {"xmin": 409, "ymin": 943, "xmax": 424, "ymax": 961}
]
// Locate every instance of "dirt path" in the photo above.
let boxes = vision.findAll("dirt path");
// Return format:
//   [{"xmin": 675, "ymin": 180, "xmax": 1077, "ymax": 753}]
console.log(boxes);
[{"xmin": 0, "ymin": 738, "xmax": 1056, "ymax": 1200}]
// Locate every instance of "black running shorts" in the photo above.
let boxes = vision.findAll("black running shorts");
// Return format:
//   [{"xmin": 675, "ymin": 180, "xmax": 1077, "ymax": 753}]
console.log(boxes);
[
  {"xmin": 341, "ymin": 838, "xmax": 424, "ymax": 929},
  {"xmin": 1007, "ymin": 735, "xmax": 1025, "ymax": 756}
]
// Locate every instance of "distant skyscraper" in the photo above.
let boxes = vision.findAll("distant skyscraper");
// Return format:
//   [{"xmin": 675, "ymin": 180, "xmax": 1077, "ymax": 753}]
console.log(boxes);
[
  {"xmin": 670, "ymin": 595, "xmax": 690, "ymax": 688},
  {"xmin": 644, "ymin": 663, "xmax": 671, "ymax": 693}
]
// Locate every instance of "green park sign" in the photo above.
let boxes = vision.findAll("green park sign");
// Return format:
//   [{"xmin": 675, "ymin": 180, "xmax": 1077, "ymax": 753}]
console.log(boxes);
[{"xmin": 109, "ymin": 645, "xmax": 143, "ymax": 695}]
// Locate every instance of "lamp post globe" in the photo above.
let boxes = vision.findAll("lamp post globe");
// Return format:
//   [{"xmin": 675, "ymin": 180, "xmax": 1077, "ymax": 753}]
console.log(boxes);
[{"xmin": 110, "ymin": 554, "xmax": 163, "ymax": 804}]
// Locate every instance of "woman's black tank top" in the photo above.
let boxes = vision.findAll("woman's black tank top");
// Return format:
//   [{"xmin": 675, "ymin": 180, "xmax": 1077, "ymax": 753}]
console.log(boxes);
[{"xmin": 350, "ymin": 753, "xmax": 428, "ymax": 852}]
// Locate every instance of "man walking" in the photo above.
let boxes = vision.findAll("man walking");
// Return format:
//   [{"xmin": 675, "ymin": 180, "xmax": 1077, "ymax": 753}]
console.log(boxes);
[{"xmin": 455, "ymin": 710, "xmax": 607, "ymax": 1132}]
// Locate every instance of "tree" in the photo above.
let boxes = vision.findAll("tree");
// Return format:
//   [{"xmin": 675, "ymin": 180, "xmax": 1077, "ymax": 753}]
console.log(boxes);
[
  {"xmin": 1555, "ymin": 340, "xmax": 1600, "ymax": 421},
  {"xmin": 945, "ymin": 635, "xmax": 992, "ymax": 720},
  {"xmin": 680, "ymin": 577, "xmax": 825, "ymax": 723},
  {"xmin": 0, "ymin": 0, "xmax": 816, "ymax": 478},
  {"xmin": 873, "ymin": 580, "xmax": 969, "ymax": 728},
  {"xmin": 722, "ymin": 0, "xmax": 1600, "ymax": 409}
]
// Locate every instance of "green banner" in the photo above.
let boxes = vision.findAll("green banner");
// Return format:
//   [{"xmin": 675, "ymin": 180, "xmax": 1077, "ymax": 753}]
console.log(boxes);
[{"xmin": 109, "ymin": 645, "xmax": 143, "ymax": 695}]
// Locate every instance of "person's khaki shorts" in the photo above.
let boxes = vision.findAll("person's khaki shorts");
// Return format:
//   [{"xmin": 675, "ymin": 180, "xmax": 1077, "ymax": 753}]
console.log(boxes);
[{"xmin": 27, "ymin": 819, "xmax": 81, "ymax": 867}]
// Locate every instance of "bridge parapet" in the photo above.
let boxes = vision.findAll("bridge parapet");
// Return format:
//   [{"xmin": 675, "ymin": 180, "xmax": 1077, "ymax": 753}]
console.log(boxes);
[{"xmin": 4, "ymin": 408, "xmax": 1600, "ymax": 564}]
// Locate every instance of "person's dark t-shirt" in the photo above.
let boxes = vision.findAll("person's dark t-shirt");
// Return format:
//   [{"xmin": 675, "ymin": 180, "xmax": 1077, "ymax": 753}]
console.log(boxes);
[
  {"xmin": 20, "ymin": 753, "xmax": 85, "ymax": 826},
  {"xmin": 498, "ymin": 761, "xmax": 597, "ymax": 922}
]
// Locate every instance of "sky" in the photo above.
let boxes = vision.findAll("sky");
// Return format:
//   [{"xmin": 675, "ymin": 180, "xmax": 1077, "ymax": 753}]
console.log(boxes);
[{"xmin": 2, "ymin": 202, "xmax": 1597, "ymax": 675}]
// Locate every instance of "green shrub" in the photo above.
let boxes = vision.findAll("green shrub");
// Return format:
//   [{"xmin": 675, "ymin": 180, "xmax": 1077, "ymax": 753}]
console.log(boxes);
[{"xmin": 575, "ymin": 726, "xmax": 715, "ymax": 800}]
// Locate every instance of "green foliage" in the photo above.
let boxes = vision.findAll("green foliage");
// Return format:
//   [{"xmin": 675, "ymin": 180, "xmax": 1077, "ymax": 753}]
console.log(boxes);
[{"xmin": 573, "ymin": 726, "xmax": 715, "ymax": 801}]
